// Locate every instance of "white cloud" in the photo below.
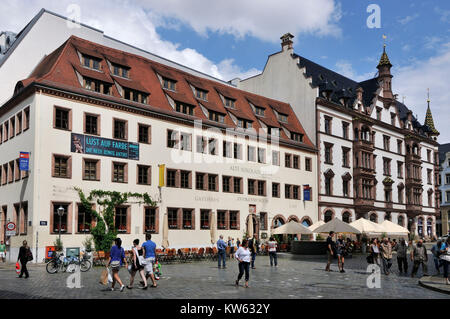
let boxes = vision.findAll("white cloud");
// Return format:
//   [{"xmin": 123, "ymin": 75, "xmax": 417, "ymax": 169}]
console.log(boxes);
[
  {"xmin": 334, "ymin": 60, "xmax": 375, "ymax": 82},
  {"xmin": 0, "ymin": 0, "xmax": 341, "ymax": 81},
  {"xmin": 398, "ymin": 14, "xmax": 419, "ymax": 25},
  {"xmin": 394, "ymin": 46, "xmax": 450, "ymax": 143}
]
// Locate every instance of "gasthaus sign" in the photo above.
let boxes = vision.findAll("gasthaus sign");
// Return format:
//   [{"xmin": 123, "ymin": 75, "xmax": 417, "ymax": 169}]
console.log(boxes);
[{"xmin": 71, "ymin": 133, "xmax": 139, "ymax": 160}]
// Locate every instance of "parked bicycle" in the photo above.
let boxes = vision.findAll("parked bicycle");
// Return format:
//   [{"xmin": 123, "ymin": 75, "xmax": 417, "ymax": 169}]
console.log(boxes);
[{"xmin": 46, "ymin": 251, "xmax": 91, "ymax": 274}]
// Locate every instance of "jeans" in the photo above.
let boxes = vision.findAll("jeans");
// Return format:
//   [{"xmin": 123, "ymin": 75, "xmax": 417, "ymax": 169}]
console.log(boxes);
[
  {"xmin": 218, "ymin": 250, "xmax": 226, "ymax": 268},
  {"xmin": 269, "ymin": 252, "xmax": 277, "ymax": 266},
  {"xmin": 251, "ymin": 252, "xmax": 256, "ymax": 268},
  {"xmin": 237, "ymin": 262, "xmax": 250, "ymax": 282},
  {"xmin": 433, "ymin": 257, "xmax": 443, "ymax": 272},
  {"xmin": 412, "ymin": 259, "xmax": 428, "ymax": 277},
  {"xmin": 443, "ymin": 260, "xmax": 449, "ymax": 279},
  {"xmin": 381, "ymin": 257, "xmax": 392, "ymax": 275},
  {"xmin": 397, "ymin": 257, "xmax": 408, "ymax": 273}
]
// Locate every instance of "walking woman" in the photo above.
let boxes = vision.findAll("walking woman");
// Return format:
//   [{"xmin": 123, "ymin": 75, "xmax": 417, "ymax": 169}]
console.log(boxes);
[
  {"xmin": 370, "ymin": 238, "xmax": 381, "ymax": 267},
  {"xmin": 268, "ymin": 236, "xmax": 278, "ymax": 267},
  {"xmin": 127, "ymin": 239, "xmax": 147, "ymax": 289},
  {"xmin": 107, "ymin": 238, "xmax": 128, "ymax": 292},
  {"xmin": 235, "ymin": 239, "xmax": 251, "ymax": 288},
  {"xmin": 336, "ymin": 235, "xmax": 346, "ymax": 273},
  {"xmin": 17, "ymin": 240, "xmax": 31, "ymax": 278},
  {"xmin": 440, "ymin": 236, "xmax": 450, "ymax": 285}
]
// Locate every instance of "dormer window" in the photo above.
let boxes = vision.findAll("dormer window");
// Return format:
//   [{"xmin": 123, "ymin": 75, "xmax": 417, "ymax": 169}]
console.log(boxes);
[
  {"xmin": 176, "ymin": 102, "xmax": 195, "ymax": 116},
  {"xmin": 237, "ymin": 119, "xmax": 252, "ymax": 129},
  {"xmin": 84, "ymin": 77, "xmax": 111, "ymax": 95},
  {"xmin": 268, "ymin": 127, "xmax": 280, "ymax": 137},
  {"xmin": 224, "ymin": 97, "xmax": 235, "ymax": 109},
  {"xmin": 209, "ymin": 111, "xmax": 225, "ymax": 123},
  {"xmin": 195, "ymin": 88, "xmax": 208, "ymax": 100},
  {"xmin": 82, "ymin": 55, "xmax": 101, "ymax": 71},
  {"xmin": 163, "ymin": 77, "xmax": 176, "ymax": 91},
  {"xmin": 112, "ymin": 64, "xmax": 130, "ymax": 78},
  {"xmin": 123, "ymin": 88, "xmax": 148, "ymax": 104},
  {"xmin": 278, "ymin": 113, "xmax": 288, "ymax": 123},
  {"xmin": 254, "ymin": 107, "xmax": 265, "ymax": 117},
  {"xmin": 291, "ymin": 133, "xmax": 303, "ymax": 143}
]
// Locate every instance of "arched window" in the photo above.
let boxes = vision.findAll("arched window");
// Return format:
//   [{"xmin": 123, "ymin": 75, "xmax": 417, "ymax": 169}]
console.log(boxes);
[
  {"xmin": 274, "ymin": 217, "xmax": 285, "ymax": 228},
  {"xmin": 427, "ymin": 218, "xmax": 432, "ymax": 237},
  {"xmin": 369, "ymin": 213, "xmax": 377, "ymax": 223},
  {"xmin": 397, "ymin": 215, "xmax": 404, "ymax": 227},
  {"xmin": 417, "ymin": 217, "xmax": 424, "ymax": 237},
  {"xmin": 342, "ymin": 212, "xmax": 351, "ymax": 223},
  {"xmin": 384, "ymin": 212, "xmax": 391, "ymax": 221},
  {"xmin": 324, "ymin": 210, "xmax": 333, "ymax": 223},
  {"xmin": 301, "ymin": 218, "xmax": 312, "ymax": 227}
]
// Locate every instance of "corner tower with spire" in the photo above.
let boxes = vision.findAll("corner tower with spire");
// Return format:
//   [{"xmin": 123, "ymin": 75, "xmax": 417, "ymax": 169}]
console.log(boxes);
[
  {"xmin": 424, "ymin": 89, "xmax": 440, "ymax": 140},
  {"xmin": 377, "ymin": 45, "xmax": 394, "ymax": 100}
]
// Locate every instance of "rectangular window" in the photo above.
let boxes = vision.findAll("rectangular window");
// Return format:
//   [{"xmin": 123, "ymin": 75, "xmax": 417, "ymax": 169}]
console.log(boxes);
[
  {"xmin": 8, "ymin": 161, "xmax": 13, "ymax": 183},
  {"xmin": 208, "ymin": 138, "xmax": 217, "ymax": 155},
  {"xmin": 113, "ymin": 119, "xmax": 127, "ymax": 140},
  {"xmin": 285, "ymin": 184, "xmax": 291, "ymax": 199},
  {"xmin": 383, "ymin": 135, "xmax": 390, "ymax": 151},
  {"xmin": 293, "ymin": 155, "xmax": 300, "ymax": 169},
  {"xmin": 115, "ymin": 207, "xmax": 128, "ymax": 233},
  {"xmin": 182, "ymin": 209, "xmax": 193, "ymax": 229},
  {"xmin": 138, "ymin": 124, "xmax": 151, "ymax": 144},
  {"xmin": 291, "ymin": 133, "xmax": 303, "ymax": 143},
  {"xmin": 258, "ymin": 148, "xmax": 266, "ymax": 164},
  {"xmin": 53, "ymin": 155, "xmax": 70, "ymax": 178},
  {"xmin": 168, "ymin": 208, "xmax": 178, "ymax": 229},
  {"xmin": 167, "ymin": 169, "xmax": 177, "ymax": 188},
  {"xmin": 180, "ymin": 171, "xmax": 191, "ymax": 189},
  {"xmin": 342, "ymin": 147, "xmax": 350, "ymax": 167},
  {"xmin": 248, "ymin": 146, "xmax": 256, "ymax": 162},
  {"xmin": 16, "ymin": 112, "xmax": 22, "ymax": 135},
  {"xmin": 200, "ymin": 210, "xmax": 210, "ymax": 229},
  {"xmin": 233, "ymin": 177, "xmax": 242, "ymax": 194},
  {"xmin": 257, "ymin": 180, "xmax": 266, "ymax": 196},
  {"xmin": 163, "ymin": 78, "xmax": 176, "ymax": 91},
  {"xmin": 4, "ymin": 122, "xmax": 9, "ymax": 142},
  {"xmin": 195, "ymin": 88, "xmax": 208, "ymax": 100},
  {"xmin": 278, "ymin": 113, "xmax": 288, "ymax": 123},
  {"xmin": 54, "ymin": 107, "xmax": 70, "ymax": 130},
  {"xmin": 324, "ymin": 116, "xmax": 332, "ymax": 134},
  {"xmin": 217, "ymin": 211, "xmax": 227, "ymax": 229},
  {"xmin": 233, "ymin": 143, "xmax": 242, "ymax": 160},
  {"xmin": 208, "ymin": 174, "xmax": 217, "ymax": 191},
  {"xmin": 83, "ymin": 159, "xmax": 99, "ymax": 181},
  {"xmin": 223, "ymin": 176, "xmax": 231, "ymax": 193},
  {"xmin": 397, "ymin": 140, "xmax": 402, "ymax": 154},
  {"xmin": 138, "ymin": 165, "xmax": 151, "ymax": 185},
  {"xmin": 77, "ymin": 204, "xmax": 92, "ymax": 233},
  {"xmin": 24, "ymin": 107, "xmax": 30, "ymax": 131},
  {"xmin": 324, "ymin": 144, "xmax": 333, "ymax": 164},
  {"xmin": 343, "ymin": 180, "xmax": 349, "ymax": 197},
  {"xmin": 397, "ymin": 161, "xmax": 403, "ymax": 178},
  {"xmin": 209, "ymin": 111, "xmax": 224, "ymax": 123},
  {"xmin": 167, "ymin": 130, "xmax": 179, "ymax": 149},
  {"xmin": 255, "ymin": 107, "xmax": 265, "ymax": 116},
  {"xmin": 112, "ymin": 163, "xmax": 126, "ymax": 183},
  {"xmin": 229, "ymin": 211, "xmax": 239, "ymax": 229},
  {"xmin": 53, "ymin": 204, "xmax": 68, "ymax": 233},
  {"xmin": 196, "ymin": 173, "xmax": 205, "ymax": 190},
  {"xmin": 180, "ymin": 133, "xmax": 192, "ymax": 151},
  {"xmin": 272, "ymin": 183, "xmax": 280, "ymax": 197},
  {"xmin": 196, "ymin": 136, "xmax": 206, "ymax": 154},
  {"xmin": 305, "ymin": 158, "xmax": 312, "ymax": 172},
  {"xmin": 224, "ymin": 98, "xmax": 235, "ymax": 108},
  {"xmin": 260, "ymin": 212, "xmax": 268, "ymax": 231},
  {"xmin": 85, "ymin": 114, "xmax": 99, "ymax": 135},
  {"xmin": 272, "ymin": 151, "xmax": 280, "ymax": 166},
  {"xmin": 391, "ymin": 113, "xmax": 396, "ymax": 126},
  {"xmin": 293, "ymin": 185, "xmax": 300, "ymax": 200},
  {"xmin": 427, "ymin": 169, "xmax": 432, "ymax": 184},
  {"xmin": 325, "ymin": 177, "xmax": 332, "ymax": 196},
  {"xmin": 248, "ymin": 179, "xmax": 256, "ymax": 195},
  {"xmin": 144, "ymin": 208, "xmax": 157, "ymax": 233},
  {"xmin": 223, "ymin": 141, "xmax": 232, "ymax": 158},
  {"xmin": 175, "ymin": 102, "xmax": 194, "ymax": 116},
  {"xmin": 383, "ymin": 158, "xmax": 391, "ymax": 176},
  {"xmin": 285, "ymin": 154, "xmax": 291, "ymax": 168},
  {"xmin": 376, "ymin": 108, "xmax": 382, "ymax": 121},
  {"xmin": 342, "ymin": 122, "xmax": 349, "ymax": 139}
]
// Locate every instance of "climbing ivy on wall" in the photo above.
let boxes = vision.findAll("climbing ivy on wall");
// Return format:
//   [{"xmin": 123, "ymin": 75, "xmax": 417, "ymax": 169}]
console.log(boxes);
[{"xmin": 75, "ymin": 187, "xmax": 157, "ymax": 252}]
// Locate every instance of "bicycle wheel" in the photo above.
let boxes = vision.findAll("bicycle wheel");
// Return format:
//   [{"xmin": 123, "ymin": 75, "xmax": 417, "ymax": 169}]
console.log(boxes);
[
  {"xmin": 46, "ymin": 260, "xmax": 59, "ymax": 274},
  {"xmin": 80, "ymin": 260, "xmax": 91, "ymax": 272}
]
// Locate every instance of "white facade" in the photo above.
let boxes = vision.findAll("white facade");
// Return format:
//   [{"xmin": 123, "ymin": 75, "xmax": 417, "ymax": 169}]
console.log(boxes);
[{"xmin": 439, "ymin": 149, "xmax": 450, "ymax": 236}]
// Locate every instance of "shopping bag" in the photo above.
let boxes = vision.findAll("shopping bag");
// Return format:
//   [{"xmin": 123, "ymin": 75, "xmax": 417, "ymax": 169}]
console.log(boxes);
[
  {"xmin": 15, "ymin": 262, "xmax": 21, "ymax": 275},
  {"xmin": 107, "ymin": 268, "xmax": 113, "ymax": 283},
  {"xmin": 99, "ymin": 268, "xmax": 108, "ymax": 285}
]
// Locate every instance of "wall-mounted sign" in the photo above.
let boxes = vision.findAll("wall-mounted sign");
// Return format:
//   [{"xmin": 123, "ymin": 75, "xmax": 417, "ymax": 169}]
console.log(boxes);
[
  {"xmin": 19, "ymin": 152, "xmax": 30, "ymax": 171},
  {"xmin": 303, "ymin": 185, "xmax": 312, "ymax": 201},
  {"xmin": 40, "ymin": 221, "xmax": 48, "ymax": 226},
  {"xmin": 71, "ymin": 133, "xmax": 139, "ymax": 160},
  {"xmin": 6, "ymin": 222, "xmax": 16, "ymax": 236}
]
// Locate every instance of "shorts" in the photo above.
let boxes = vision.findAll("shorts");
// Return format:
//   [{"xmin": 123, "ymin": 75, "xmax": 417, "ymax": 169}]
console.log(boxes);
[
  {"xmin": 0, "ymin": 252, "xmax": 5, "ymax": 258},
  {"xmin": 144, "ymin": 257, "xmax": 155, "ymax": 274}
]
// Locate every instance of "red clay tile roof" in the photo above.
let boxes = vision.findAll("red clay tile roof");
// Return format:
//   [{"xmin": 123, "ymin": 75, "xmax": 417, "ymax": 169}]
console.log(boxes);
[
  {"xmin": 15, "ymin": 35, "xmax": 314, "ymax": 149},
  {"xmin": 111, "ymin": 75, "xmax": 149, "ymax": 94},
  {"xmin": 73, "ymin": 44, "xmax": 104, "ymax": 60},
  {"xmin": 227, "ymin": 107, "xmax": 255, "ymax": 122}
]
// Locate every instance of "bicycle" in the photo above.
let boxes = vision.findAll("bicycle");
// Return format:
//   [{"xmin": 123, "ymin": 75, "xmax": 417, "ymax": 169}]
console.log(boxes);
[
  {"xmin": 69, "ymin": 252, "xmax": 92, "ymax": 272},
  {"xmin": 46, "ymin": 252, "xmax": 69, "ymax": 274}
]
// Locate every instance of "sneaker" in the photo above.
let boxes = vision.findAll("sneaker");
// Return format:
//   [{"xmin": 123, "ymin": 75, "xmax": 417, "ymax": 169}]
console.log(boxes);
[
  {"xmin": 340, "ymin": 270, "xmax": 345, "ymax": 273},
  {"xmin": 235, "ymin": 280, "xmax": 239, "ymax": 287},
  {"xmin": 111, "ymin": 288, "xmax": 115, "ymax": 291},
  {"xmin": 120, "ymin": 285, "xmax": 125, "ymax": 292}
]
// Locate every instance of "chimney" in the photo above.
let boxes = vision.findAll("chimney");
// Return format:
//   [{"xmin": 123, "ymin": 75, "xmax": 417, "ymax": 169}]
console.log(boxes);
[{"xmin": 281, "ymin": 33, "xmax": 294, "ymax": 51}]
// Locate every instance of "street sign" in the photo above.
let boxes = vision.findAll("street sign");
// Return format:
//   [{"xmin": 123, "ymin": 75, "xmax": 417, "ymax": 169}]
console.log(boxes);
[
  {"xmin": 40, "ymin": 221, "xmax": 48, "ymax": 226},
  {"xmin": 19, "ymin": 152, "xmax": 30, "ymax": 171},
  {"xmin": 303, "ymin": 185, "xmax": 311, "ymax": 201},
  {"xmin": 6, "ymin": 222, "xmax": 16, "ymax": 236}
]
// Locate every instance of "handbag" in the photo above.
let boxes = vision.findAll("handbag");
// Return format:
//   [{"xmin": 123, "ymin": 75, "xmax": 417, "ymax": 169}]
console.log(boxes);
[
  {"xmin": 110, "ymin": 260, "xmax": 121, "ymax": 269},
  {"xmin": 15, "ymin": 262, "xmax": 21, "ymax": 275},
  {"xmin": 26, "ymin": 248, "xmax": 33, "ymax": 262}
]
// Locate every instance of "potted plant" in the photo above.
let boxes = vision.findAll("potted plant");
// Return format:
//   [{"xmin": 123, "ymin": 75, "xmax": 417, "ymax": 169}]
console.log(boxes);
[
  {"xmin": 82, "ymin": 236, "xmax": 93, "ymax": 253},
  {"xmin": 54, "ymin": 238, "xmax": 64, "ymax": 252}
]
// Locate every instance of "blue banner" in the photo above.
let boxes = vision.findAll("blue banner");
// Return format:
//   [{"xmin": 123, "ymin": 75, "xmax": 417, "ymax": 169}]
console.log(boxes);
[
  {"xmin": 303, "ymin": 185, "xmax": 311, "ymax": 201},
  {"xmin": 71, "ymin": 133, "xmax": 139, "ymax": 160},
  {"xmin": 19, "ymin": 152, "xmax": 30, "ymax": 171}
]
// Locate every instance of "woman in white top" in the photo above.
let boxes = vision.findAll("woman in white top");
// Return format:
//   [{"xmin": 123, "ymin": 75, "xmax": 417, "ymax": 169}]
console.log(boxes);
[
  {"xmin": 235, "ymin": 239, "xmax": 251, "ymax": 288},
  {"xmin": 268, "ymin": 237, "xmax": 278, "ymax": 267},
  {"xmin": 370, "ymin": 238, "xmax": 381, "ymax": 266}
]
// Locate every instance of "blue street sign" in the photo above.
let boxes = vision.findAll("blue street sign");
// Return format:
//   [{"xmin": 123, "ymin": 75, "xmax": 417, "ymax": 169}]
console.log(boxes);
[{"xmin": 19, "ymin": 152, "xmax": 30, "ymax": 171}]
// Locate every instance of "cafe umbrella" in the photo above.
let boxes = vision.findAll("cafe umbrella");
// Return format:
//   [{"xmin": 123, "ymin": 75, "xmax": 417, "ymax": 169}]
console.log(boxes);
[
  {"xmin": 308, "ymin": 220, "xmax": 325, "ymax": 232},
  {"xmin": 313, "ymin": 218, "xmax": 361, "ymax": 235},
  {"xmin": 272, "ymin": 220, "xmax": 313, "ymax": 235}
]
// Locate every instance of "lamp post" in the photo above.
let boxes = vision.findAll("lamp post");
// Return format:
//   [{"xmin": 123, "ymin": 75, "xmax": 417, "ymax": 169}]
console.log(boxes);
[{"xmin": 57, "ymin": 206, "xmax": 65, "ymax": 247}]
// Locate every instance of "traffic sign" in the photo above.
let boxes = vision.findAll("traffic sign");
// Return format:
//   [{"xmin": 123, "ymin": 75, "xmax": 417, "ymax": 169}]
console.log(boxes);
[
  {"xmin": 6, "ymin": 222, "xmax": 16, "ymax": 236},
  {"xmin": 19, "ymin": 152, "xmax": 30, "ymax": 171}
]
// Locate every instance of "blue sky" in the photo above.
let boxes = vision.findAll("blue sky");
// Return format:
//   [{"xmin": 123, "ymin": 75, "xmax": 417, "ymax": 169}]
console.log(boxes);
[{"xmin": 1, "ymin": 0, "xmax": 450, "ymax": 142}]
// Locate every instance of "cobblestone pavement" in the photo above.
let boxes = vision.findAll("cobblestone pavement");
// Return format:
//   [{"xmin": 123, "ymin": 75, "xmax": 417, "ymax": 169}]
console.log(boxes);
[{"xmin": 0, "ymin": 254, "xmax": 449, "ymax": 299}]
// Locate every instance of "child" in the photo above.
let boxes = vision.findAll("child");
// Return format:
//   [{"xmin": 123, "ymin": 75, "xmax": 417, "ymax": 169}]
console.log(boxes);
[{"xmin": 153, "ymin": 260, "xmax": 162, "ymax": 280}]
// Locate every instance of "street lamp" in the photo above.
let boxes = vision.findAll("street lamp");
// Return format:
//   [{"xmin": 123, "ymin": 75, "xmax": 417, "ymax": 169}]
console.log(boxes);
[{"xmin": 57, "ymin": 206, "xmax": 65, "ymax": 245}]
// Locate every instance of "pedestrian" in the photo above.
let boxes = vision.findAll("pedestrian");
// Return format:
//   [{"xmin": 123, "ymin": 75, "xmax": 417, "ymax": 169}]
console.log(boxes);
[
  {"xmin": 370, "ymin": 238, "xmax": 381, "ymax": 267},
  {"xmin": 227, "ymin": 237, "xmax": 232, "ymax": 259},
  {"xmin": 411, "ymin": 239, "xmax": 428, "ymax": 278},
  {"xmin": 107, "ymin": 238, "xmax": 128, "ymax": 291},
  {"xmin": 230, "ymin": 238, "xmax": 235, "ymax": 259},
  {"xmin": 236, "ymin": 238, "xmax": 240, "ymax": 248},
  {"xmin": 394, "ymin": 238, "xmax": 409, "ymax": 275},
  {"xmin": 17, "ymin": 240, "xmax": 31, "ymax": 278},
  {"xmin": 0, "ymin": 241, "xmax": 6, "ymax": 263},
  {"xmin": 249, "ymin": 234, "xmax": 259, "ymax": 269},
  {"xmin": 439, "ymin": 237, "xmax": 450, "ymax": 285},
  {"xmin": 325, "ymin": 231, "xmax": 335, "ymax": 272},
  {"xmin": 380, "ymin": 237, "xmax": 393, "ymax": 275},
  {"xmin": 431, "ymin": 240, "xmax": 443, "ymax": 275},
  {"xmin": 234, "ymin": 239, "xmax": 251, "ymax": 288},
  {"xmin": 127, "ymin": 239, "xmax": 147, "ymax": 290},
  {"xmin": 336, "ymin": 234, "xmax": 346, "ymax": 273},
  {"xmin": 391, "ymin": 239, "xmax": 397, "ymax": 250},
  {"xmin": 142, "ymin": 233, "xmax": 158, "ymax": 288},
  {"xmin": 216, "ymin": 235, "xmax": 227, "ymax": 269},
  {"xmin": 268, "ymin": 236, "xmax": 278, "ymax": 267}
]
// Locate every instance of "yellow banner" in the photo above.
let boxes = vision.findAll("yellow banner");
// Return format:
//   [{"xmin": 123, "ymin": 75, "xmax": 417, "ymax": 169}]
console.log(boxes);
[{"xmin": 159, "ymin": 164, "xmax": 165, "ymax": 187}]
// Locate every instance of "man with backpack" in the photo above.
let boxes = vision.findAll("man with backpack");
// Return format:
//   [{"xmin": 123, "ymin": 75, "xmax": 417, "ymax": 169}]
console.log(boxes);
[{"xmin": 411, "ymin": 239, "xmax": 428, "ymax": 278}]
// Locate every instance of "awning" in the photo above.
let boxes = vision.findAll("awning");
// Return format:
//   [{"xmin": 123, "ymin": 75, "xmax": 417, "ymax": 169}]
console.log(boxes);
[
  {"xmin": 313, "ymin": 218, "xmax": 361, "ymax": 234},
  {"xmin": 272, "ymin": 220, "xmax": 313, "ymax": 235}
]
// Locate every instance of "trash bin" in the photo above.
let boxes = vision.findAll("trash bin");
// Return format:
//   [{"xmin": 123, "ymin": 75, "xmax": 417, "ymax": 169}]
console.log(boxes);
[{"xmin": 45, "ymin": 246, "xmax": 56, "ymax": 261}]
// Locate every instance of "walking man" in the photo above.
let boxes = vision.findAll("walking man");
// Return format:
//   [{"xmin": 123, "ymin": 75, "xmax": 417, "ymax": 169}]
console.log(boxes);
[
  {"xmin": 325, "ymin": 231, "xmax": 335, "ymax": 272},
  {"xmin": 142, "ymin": 233, "xmax": 157, "ymax": 288},
  {"xmin": 17, "ymin": 240, "xmax": 30, "ymax": 278},
  {"xmin": 380, "ymin": 237, "xmax": 393, "ymax": 275},
  {"xmin": 395, "ymin": 238, "xmax": 409, "ymax": 275},
  {"xmin": 0, "ymin": 241, "xmax": 6, "ymax": 263},
  {"xmin": 411, "ymin": 239, "xmax": 428, "ymax": 278},
  {"xmin": 217, "ymin": 235, "xmax": 227, "ymax": 269}
]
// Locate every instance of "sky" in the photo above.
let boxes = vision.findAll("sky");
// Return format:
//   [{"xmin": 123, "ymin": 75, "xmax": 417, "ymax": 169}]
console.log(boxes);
[{"xmin": 1, "ymin": 0, "xmax": 450, "ymax": 143}]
